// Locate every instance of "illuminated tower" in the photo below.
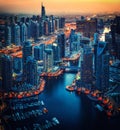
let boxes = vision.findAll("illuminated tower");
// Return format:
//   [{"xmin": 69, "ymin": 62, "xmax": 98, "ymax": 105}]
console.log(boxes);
[
  {"xmin": 22, "ymin": 41, "xmax": 32, "ymax": 81},
  {"xmin": 31, "ymin": 20, "xmax": 39, "ymax": 40},
  {"xmin": 81, "ymin": 45, "xmax": 93, "ymax": 85},
  {"xmin": 57, "ymin": 33, "xmax": 66, "ymax": 58},
  {"xmin": 96, "ymin": 41, "xmax": 109, "ymax": 90},
  {"xmin": 26, "ymin": 56, "xmax": 38, "ymax": 86},
  {"xmin": 43, "ymin": 49, "xmax": 53, "ymax": 72},
  {"xmin": 41, "ymin": 3, "xmax": 46, "ymax": 20},
  {"xmin": 52, "ymin": 43, "xmax": 60, "ymax": 64},
  {"xmin": 5, "ymin": 24, "xmax": 11, "ymax": 46},
  {"xmin": 0, "ymin": 55, "xmax": 13, "ymax": 91},
  {"xmin": 20, "ymin": 22, "xmax": 27, "ymax": 44}
]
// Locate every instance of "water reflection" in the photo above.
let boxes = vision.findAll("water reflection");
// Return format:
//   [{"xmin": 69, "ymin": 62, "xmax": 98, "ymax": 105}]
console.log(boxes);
[{"xmin": 1, "ymin": 73, "xmax": 120, "ymax": 130}]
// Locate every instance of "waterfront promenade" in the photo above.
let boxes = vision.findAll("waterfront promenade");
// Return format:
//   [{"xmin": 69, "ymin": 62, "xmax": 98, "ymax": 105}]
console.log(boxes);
[{"xmin": 0, "ymin": 79, "xmax": 45, "ymax": 99}]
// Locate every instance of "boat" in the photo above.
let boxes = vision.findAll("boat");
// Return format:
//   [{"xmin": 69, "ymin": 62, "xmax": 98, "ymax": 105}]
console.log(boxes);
[
  {"xmin": 52, "ymin": 117, "xmax": 60, "ymax": 125},
  {"xmin": 95, "ymin": 104, "xmax": 104, "ymax": 112},
  {"xmin": 66, "ymin": 86, "xmax": 75, "ymax": 91},
  {"xmin": 43, "ymin": 107, "xmax": 48, "ymax": 113},
  {"xmin": 41, "ymin": 100, "xmax": 44, "ymax": 106}
]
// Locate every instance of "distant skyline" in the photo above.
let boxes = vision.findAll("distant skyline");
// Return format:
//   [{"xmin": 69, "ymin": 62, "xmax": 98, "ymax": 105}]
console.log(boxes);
[{"xmin": 0, "ymin": 0, "xmax": 120, "ymax": 15}]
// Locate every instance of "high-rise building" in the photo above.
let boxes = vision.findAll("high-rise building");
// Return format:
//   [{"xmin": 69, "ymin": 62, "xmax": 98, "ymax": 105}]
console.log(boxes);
[
  {"xmin": 57, "ymin": 33, "xmax": 66, "ymax": 58},
  {"xmin": 39, "ymin": 21, "xmax": 43, "ymax": 36},
  {"xmin": 0, "ymin": 55, "xmax": 13, "ymax": 91},
  {"xmin": 55, "ymin": 18, "xmax": 59, "ymax": 30},
  {"xmin": 69, "ymin": 29, "xmax": 76, "ymax": 52},
  {"xmin": 50, "ymin": 15, "xmax": 55, "ymax": 33},
  {"xmin": 70, "ymin": 33, "xmax": 81, "ymax": 53},
  {"xmin": 81, "ymin": 45, "xmax": 93, "ymax": 85},
  {"xmin": 43, "ymin": 20, "xmax": 49, "ymax": 35},
  {"xmin": 11, "ymin": 23, "xmax": 21, "ymax": 45},
  {"xmin": 0, "ymin": 20, "xmax": 5, "ymax": 48},
  {"xmin": 111, "ymin": 16, "xmax": 120, "ymax": 59},
  {"xmin": 96, "ymin": 41, "xmax": 109, "ymax": 90},
  {"xmin": 20, "ymin": 22, "xmax": 27, "ymax": 44},
  {"xmin": 93, "ymin": 33, "xmax": 99, "ymax": 44},
  {"xmin": 48, "ymin": 20, "xmax": 52, "ymax": 34},
  {"xmin": 52, "ymin": 43, "xmax": 60, "ymax": 64},
  {"xmin": 26, "ymin": 21, "xmax": 31, "ymax": 39},
  {"xmin": 31, "ymin": 20, "xmax": 39, "ymax": 40},
  {"xmin": 26, "ymin": 56, "xmax": 38, "ymax": 86},
  {"xmin": 41, "ymin": 3, "xmax": 46, "ymax": 20},
  {"xmin": 5, "ymin": 24, "xmax": 11, "ymax": 46},
  {"xmin": 43, "ymin": 49, "xmax": 53, "ymax": 72},
  {"xmin": 22, "ymin": 41, "xmax": 32, "ymax": 81},
  {"xmin": 13, "ymin": 57, "xmax": 22, "ymax": 74},
  {"xmin": 76, "ymin": 18, "xmax": 97, "ymax": 38},
  {"xmin": 115, "ymin": 33, "xmax": 120, "ymax": 60},
  {"xmin": 93, "ymin": 32, "xmax": 99, "ymax": 74},
  {"xmin": 59, "ymin": 17, "xmax": 65, "ymax": 28},
  {"xmin": 34, "ymin": 46, "xmax": 41, "ymax": 61},
  {"xmin": 93, "ymin": 43, "xmax": 97, "ymax": 74},
  {"xmin": 105, "ymin": 33, "xmax": 114, "ymax": 57}
]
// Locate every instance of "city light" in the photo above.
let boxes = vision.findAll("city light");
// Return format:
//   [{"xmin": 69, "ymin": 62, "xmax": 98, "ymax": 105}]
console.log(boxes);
[{"xmin": 0, "ymin": 1, "xmax": 120, "ymax": 130}]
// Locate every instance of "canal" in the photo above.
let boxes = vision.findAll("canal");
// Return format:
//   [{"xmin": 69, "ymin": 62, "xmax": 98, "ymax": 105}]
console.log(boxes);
[
  {"xmin": 1, "ymin": 73, "xmax": 120, "ymax": 130},
  {"xmin": 40, "ymin": 73, "xmax": 120, "ymax": 130}
]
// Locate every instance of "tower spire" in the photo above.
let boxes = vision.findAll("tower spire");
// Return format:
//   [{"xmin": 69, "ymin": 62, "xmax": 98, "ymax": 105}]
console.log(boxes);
[
  {"xmin": 41, "ymin": 2, "xmax": 46, "ymax": 20},
  {"xmin": 41, "ymin": 2, "xmax": 43, "ymax": 7}
]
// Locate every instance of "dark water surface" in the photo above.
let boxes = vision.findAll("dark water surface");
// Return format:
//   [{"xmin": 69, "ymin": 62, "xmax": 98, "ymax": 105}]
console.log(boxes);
[
  {"xmin": 40, "ymin": 73, "xmax": 120, "ymax": 130},
  {"xmin": 2, "ymin": 73, "xmax": 120, "ymax": 130}
]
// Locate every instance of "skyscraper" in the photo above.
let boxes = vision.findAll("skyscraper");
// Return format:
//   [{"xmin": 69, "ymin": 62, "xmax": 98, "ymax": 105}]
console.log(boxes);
[
  {"xmin": 26, "ymin": 56, "xmax": 38, "ymax": 86},
  {"xmin": 39, "ymin": 21, "xmax": 43, "ymax": 36},
  {"xmin": 57, "ymin": 33, "xmax": 66, "ymax": 58},
  {"xmin": 13, "ymin": 57, "xmax": 22, "ymax": 74},
  {"xmin": 111, "ymin": 16, "xmax": 120, "ymax": 59},
  {"xmin": 52, "ymin": 43, "xmax": 60, "ymax": 64},
  {"xmin": 34, "ymin": 46, "xmax": 41, "ymax": 61},
  {"xmin": 50, "ymin": 15, "xmax": 55, "ymax": 33},
  {"xmin": 22, "ymin": 41, "xmax": 32, "ymax": 81},
  {"xmin": 70, "ymin": 33, "xmax": 81, "ymax": 53},
  {"xmin": 39, "ymin": 43, "xmax": 45, "ymax": 60},
  {"xmin": 20, "ymin": 22, "xmax": 27, "ymax": 44},
  {"xmin": 43, "ymin": 49, "xmax": 53, "ymax": 72},
  {"xmin": 76, "ymin": 18, "xmax": 97, "ymax": 38},
  {"xmin": 5, "ymin": 24, "xmax": 11, "ymax": 46},
  {"xmin": 31, "ymin": 20, "xmax": 39, "ymax": 40},
  {"xmin": 59, "ymin": 17, "xmax": 65, "ymax": 28},
  {"xmin": 41, "ymin": 3, "xmax": 46, "ymax": 20},
  {"xmin": 69, "ymin": 29, "xmax": 76, "ymax": 52},
  {"xmin": 0, "ymin": 55, "xmax": 13, "ymax": 91},
  {"xmin": 43, "ymin": 20, "xmax": 49, "ymax": 35},
  {"xmin": 93, "ymin": 32, "xmax": 99, "ymax": 74},
  {"xmin": 55, "ymin": 18, "xmax": 59, "ymax": 30},
  {"xmin": 11, "ymin": 23, "xmax": 21, "ymax": 45},
  {"xmin": 26, "ymin": 21, "xmax": 31, "ymax": 39},
  {"xmin": 81, "ymin": 45, "xmax": 93, "ymax": 85},
  {"xmin": 96, "ymin": 41, "xmax": 109, "ymax": 90}
]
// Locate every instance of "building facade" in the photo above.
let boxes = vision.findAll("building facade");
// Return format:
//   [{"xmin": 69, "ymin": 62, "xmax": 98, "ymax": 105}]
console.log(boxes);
[{"xmin": 96, "ymin": 41, "xmax": 109, "ymax": 90}]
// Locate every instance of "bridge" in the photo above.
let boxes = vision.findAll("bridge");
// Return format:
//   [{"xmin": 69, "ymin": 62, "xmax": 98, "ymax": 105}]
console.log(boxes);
[
  {"xmin": 62, "ymin": 53, "xmax": 80, "ymax": 62},
  {"xmin": 60, "ymin": 66, "xmax": 81, "ymax": 72}
]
